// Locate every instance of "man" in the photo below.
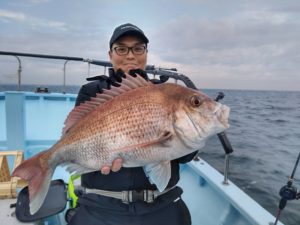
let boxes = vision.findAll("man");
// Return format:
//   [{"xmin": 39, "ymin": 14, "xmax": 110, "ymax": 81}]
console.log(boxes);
[{"xmin": 68, "ymin": 23, "xmax": 197, "ymax": 225}]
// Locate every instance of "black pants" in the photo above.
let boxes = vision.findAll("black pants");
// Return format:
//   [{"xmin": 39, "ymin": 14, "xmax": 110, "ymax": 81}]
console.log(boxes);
[{"xmin": 68, "ymin": 187, "xmax": 191, "ymax": 225}]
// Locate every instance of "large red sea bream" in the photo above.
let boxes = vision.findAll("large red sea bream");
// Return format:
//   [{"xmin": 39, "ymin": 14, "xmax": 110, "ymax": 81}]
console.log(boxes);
[{"xmin": 13, "ymin": 73, "xmax": 230, "ymax": 214}]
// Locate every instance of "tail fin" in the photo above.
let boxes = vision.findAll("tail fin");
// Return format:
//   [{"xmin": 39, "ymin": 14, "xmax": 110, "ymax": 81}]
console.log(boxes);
[{"xmin": 12, "ymin": 150, "xmax": 54, "ymax": 215}]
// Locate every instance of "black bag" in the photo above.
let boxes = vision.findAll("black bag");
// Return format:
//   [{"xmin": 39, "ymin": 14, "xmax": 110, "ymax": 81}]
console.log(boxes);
[{"xmin": 15, "ymin": 179, "xmax": 67, "ymax": 222}]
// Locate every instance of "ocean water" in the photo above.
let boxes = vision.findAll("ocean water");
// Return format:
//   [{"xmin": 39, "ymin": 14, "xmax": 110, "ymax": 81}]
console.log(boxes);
[
  {"xmin": 201, "ymin": 89, "xmax": 300, "ymax": 225},
  {"xmin": 0, "ymin": 84, "xmax": 81, "ymax": 94},
  {"xmin": 1, "ymin": 85, "xmax": 299, "ymax": 225}
]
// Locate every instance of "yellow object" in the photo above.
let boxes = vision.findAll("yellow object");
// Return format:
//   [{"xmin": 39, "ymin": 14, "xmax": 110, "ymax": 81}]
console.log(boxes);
[
  {"xmin": 0, "ymin": 150, "xmax": 27, "ymax": 198},
  {"xmin": 68, "ymin": 174, "xmax": 81, "ymax": 208}
]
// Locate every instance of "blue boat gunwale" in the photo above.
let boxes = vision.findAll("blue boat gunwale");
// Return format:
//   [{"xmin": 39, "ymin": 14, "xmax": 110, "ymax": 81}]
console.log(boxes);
[{"xmin": 184, "ymin": 160, "xmax": 283, "ymax": 225}]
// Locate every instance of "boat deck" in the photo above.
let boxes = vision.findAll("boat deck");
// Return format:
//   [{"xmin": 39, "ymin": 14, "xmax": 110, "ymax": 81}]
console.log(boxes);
[{"xmin": 0, "ymin": 199, "xmax": 34, "ymax": 225}]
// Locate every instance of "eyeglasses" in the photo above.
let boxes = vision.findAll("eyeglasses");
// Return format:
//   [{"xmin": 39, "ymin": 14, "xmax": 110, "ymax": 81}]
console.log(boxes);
[{"xmin": 113, "ymin": 45, "xmax": 147, "ymax": 56}]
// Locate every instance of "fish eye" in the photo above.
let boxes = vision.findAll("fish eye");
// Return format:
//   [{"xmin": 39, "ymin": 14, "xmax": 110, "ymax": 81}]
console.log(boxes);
[{"xmin": 190, "ymin": 96, "xmax": 202, "ymax": 107}]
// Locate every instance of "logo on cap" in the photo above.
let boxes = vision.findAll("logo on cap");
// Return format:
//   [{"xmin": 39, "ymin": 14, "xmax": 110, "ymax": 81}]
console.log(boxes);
[{"xmin": 120, "ymin": 25, "xmax": 141, "ymax": 31}]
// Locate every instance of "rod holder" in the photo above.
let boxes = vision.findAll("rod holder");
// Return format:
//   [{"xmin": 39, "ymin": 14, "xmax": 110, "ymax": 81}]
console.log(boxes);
[
  {"xmin": 63, "ymin": 60, "xmax": 69, "ymax": 94},
  {"xmin": 223, "ymin": 154, "xmax": 230, "ymax": 185}
]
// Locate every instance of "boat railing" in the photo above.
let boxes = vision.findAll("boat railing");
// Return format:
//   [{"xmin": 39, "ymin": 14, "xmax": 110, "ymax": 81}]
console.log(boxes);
[
  {"xmin": 0, "ymin": 51, "xmax": 114, "ymax": 93},
  {"xmin": 0, "ymin": 50, "xmax": 188, "ymax": 93}
]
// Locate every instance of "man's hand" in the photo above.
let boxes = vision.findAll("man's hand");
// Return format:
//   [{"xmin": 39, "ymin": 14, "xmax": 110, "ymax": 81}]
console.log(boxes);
[
  {"xmin": 100, "ymin": 158, "xmax": 123, "ymax": 175},
  {"xmin": 109, "ymin": 68, "xmax": 149, "ymax": 86},
  {"xmin": 128, "ymin": 68, "xmax": 149, "ymax": 81},
  {"xmin": 109, "ymin": 69, "xmax": 126, "ymax": 85}
]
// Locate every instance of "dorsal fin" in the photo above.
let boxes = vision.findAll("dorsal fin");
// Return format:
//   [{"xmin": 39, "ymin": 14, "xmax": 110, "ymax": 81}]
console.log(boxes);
[{"xmin": 61, "ymin": 73, "xmax": 152, "ymax": 137}]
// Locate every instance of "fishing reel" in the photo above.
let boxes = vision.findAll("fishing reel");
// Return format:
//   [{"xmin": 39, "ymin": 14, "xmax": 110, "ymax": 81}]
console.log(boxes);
[
  {"xmin": 274, "ymin": 152, "xmax": 300, "ymax": 225},
  {"xmin": 279, "ymin": 180, "xmax": 299, "ymax": 204},
  {"xmin": 277, "ymin": 178, "xmax": 300, "ymax": 214}
]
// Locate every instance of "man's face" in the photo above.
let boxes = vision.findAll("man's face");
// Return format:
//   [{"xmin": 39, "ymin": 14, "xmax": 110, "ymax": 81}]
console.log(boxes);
[{"xmin": 109, "ymin": 35, "xmax": 147, "ymax": 73}]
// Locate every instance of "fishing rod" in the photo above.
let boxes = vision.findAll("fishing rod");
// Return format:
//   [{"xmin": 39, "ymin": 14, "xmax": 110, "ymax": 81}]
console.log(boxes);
[
  {"xmin": 274, "ymin": 152, "xmax": 300, "ymax": 225},
  {"xmin": 0, "ymin": 50, "xmax": 111, "ymax": 67},
  {"xmin": 0, "ymin": 50, "xmax": 156, "ymax": 70}
]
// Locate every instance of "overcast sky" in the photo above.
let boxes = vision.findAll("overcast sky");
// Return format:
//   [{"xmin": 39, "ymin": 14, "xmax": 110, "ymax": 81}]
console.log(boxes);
[{"xmin": 0, "ymin": 0, "xmax": 299, "ymax": 91}]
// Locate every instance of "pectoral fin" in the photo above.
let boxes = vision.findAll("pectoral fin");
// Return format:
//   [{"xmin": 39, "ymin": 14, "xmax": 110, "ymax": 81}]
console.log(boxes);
[
  {"xmin": 111, "ymin": 131, "xmax": 173, "ymax": 153},
  {"xmin": 143, "ymin": 161, "xmax": 171, "ymax": 192}
]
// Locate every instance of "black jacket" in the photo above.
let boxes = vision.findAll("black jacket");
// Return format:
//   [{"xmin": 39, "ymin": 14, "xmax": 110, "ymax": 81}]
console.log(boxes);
[{"xmin": 75, "ymin": 76, "xmax": 198, "ymax": 191}]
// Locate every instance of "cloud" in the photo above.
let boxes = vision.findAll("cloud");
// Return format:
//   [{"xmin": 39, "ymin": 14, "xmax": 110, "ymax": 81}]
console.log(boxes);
[
  {"xmin": 29, "ymin": 18, "xmax": 67, "ymax": 30},
  {"xmin": 0, "ymin": 30, "xmax": 110, "ymax": 86},
  {"xmin": 0, "ymin": 9, "xmax": 67, "ymax": 30},
  {"xmin": 0, "ymin": 9, "xmax": 26, "ymax": 21},
  {"xmin": 28, "ymin": 0, "xmax": 50, "ymax": 3},
  {"xmin": 0, "ymin": 0, "xmax": 299, "ymax": 91},
  {"xmin": 231, "ymin": 9, "xmax": 291, "ymax": 25},
  {"xmin": 147, "ymin": 11, "xmax": 300, "ymax": 91}
]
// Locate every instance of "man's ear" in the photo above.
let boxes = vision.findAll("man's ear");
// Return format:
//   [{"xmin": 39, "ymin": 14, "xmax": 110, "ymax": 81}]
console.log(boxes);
[{"xmin": 108, "ymin": 50, "xmax": 112, "ymax": 60}]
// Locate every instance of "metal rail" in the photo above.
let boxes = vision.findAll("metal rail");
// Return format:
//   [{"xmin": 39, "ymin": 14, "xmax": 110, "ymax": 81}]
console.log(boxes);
[{"xmin": 0, "ymin": 50, "xmax": 158, "ymax": 69}]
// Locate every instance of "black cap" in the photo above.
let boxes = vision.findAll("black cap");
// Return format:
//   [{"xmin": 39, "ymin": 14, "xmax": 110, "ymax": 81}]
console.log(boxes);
[{"xmin": 109, "ymin": 23, "xmax": 149, "ymax": 48}]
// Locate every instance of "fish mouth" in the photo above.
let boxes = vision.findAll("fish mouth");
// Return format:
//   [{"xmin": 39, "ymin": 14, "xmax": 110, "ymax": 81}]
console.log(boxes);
[{"xmin": 214, "ymin": 104, "xmax": 230, "ymax": 128}]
